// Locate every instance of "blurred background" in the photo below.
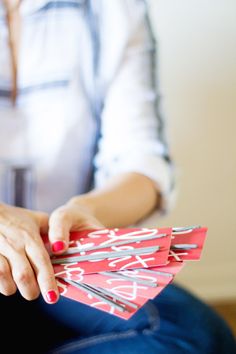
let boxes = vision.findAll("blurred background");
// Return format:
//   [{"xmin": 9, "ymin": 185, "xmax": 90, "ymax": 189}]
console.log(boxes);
[{"xmin": 147, "ymin": 0, "xmax": 236, "ymax": 334}]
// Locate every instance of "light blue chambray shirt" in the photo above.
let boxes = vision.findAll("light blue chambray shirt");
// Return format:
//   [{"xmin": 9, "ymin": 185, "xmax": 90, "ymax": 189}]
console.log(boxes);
[{"xmin": 0, "ymin": 0, "xmax": 174, "ymax": 215}]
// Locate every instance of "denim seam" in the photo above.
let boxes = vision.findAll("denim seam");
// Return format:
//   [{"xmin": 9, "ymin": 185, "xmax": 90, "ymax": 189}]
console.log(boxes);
[{"xmin": 48, "ymin": 329, "xmax": 138, "ymax": 353}]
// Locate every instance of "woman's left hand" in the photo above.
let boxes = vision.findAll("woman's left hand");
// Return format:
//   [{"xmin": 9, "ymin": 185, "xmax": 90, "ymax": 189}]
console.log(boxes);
[{"xmin": 48, "ymin": 198, "xmax": 104, "ymax": 255}]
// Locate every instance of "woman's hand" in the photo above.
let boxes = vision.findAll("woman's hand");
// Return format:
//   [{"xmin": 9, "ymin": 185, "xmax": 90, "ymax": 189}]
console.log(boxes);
[
  {"xmin": 48, "ymin": 172, "xmax": 159, "ymax": 252},
  {"xmin": 0, "ymin": 203, "xmax": 59, "ymax": 303},
  {"xmin": 0, "ymin": 173, "xmax": 156, "ymax": 303},
  {"xmin": 48, "ymin": 198, "xmax": 104, "ymax": 254}
]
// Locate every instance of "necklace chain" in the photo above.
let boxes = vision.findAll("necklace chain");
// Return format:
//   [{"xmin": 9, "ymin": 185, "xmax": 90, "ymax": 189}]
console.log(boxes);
[{"xmin": 3, "ymin": 0, "xmax": 22, "ymax": 105}]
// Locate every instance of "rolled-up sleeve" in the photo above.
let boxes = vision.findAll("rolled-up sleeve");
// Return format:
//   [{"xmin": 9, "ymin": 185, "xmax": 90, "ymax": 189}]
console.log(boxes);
[{"xmin": 93, "ymin": 0, "xmax": 175, "ymax": 214}]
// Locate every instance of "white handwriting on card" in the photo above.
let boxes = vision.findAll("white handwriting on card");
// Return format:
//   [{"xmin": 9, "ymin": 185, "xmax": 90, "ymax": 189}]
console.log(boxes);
[
  {"xmin": 108, "ymin": 284, "xmax": 145, "ymax": 301},
  {"xmin": 54, "ymin": 263, "xmax": 84, "ymax": 281},
  {"xmin": 88, "ymin": 229, "xmax": 159, "ymax": 246},
  {"xmin": 90, "ymin": 301, "xmax": 115, "ymax": 314},
  {"xmin": 168, "ymin": 250, "xmax": 188, "ymax": 261}
]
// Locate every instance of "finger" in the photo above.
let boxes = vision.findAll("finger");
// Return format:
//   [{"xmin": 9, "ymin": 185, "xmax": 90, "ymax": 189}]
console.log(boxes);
[
  {"xmin": 0, "ymin": 232, "xmax": 39, "ymax": 300},
  {"xmin": 48, "ymin": 208, "xmax": 72, "ymax": 254},
  {"xmin": 0, "ymin": 254, "xmax": 17, "ymax": 296},
  {"xmin": 26, "ymin": 239, "xmax": 59, "ymax": 304},
  {"xmin": 0, "ymin": 231, "xmax": 40, "ymax": 301},
  {"xmin": 7, "ymin": 251, "xmax": 40, "ymax": 301}
]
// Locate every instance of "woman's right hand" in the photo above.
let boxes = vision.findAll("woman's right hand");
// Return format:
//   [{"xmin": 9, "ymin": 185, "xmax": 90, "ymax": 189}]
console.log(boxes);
[{"xmin": 0, "ymin": 203, "xmax": 59, "ymax": 303}]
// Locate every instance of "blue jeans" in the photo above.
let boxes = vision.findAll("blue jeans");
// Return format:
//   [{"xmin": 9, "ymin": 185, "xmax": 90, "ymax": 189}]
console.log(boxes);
[{"xmin": 1, "ymin": 283, "xmax": 235, "ymax": 353}]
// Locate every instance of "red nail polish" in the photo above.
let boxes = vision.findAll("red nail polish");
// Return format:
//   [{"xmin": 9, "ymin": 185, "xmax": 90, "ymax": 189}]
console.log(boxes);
[
  {"xmin": 52, "ymin": 241, "xmax": 65, "ymax": 253},
  {"xmin": 46, "ymin": 290, "xmax": 58, "ymax": 303}
]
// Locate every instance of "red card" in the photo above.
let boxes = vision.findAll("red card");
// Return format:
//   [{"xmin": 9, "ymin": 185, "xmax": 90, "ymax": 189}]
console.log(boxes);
[
  {"xmin": 56, "ymin": 277, "xmax": 147, "ymax": 320},
  {"xmin": 56, "ymin": 260, "xmax": 185, "ymax": 320},
  {"xmin": 169, "ymin": 226, "xmax": 207, "ymax": 261},
  {"xmin": 80, "ymin": 261, "xmax": 185, "ymax": 299},
  {"xmin": 43, "ymin": 226, "xmax": 208, "ymax": 319},
  {"xmin": 46, "ymin": 228, "xmax": 172, "ymax": 276}
]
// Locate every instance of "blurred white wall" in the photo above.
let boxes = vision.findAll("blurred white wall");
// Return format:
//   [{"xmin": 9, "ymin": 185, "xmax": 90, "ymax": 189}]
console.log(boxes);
[{"xmin": 147, "ymin": 0, "xmax": 236, "ymax": 302}]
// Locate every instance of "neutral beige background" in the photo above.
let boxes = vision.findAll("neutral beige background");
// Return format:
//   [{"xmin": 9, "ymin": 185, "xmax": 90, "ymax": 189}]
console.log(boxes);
[{"xmin": 147, "ymin": 0, "xmax": 236, "ymax": 302}]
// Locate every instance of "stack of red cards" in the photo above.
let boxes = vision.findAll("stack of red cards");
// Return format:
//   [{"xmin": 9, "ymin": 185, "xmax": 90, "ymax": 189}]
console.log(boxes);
[{"xmin": 42, "ymin": 225, "xmax": 207, "ymax": 319}]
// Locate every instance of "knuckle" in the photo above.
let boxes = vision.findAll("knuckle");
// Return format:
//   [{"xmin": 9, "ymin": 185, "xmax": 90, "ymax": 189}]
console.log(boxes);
[
  {"xmin": 20, "ymin": 229, "xmax": 31, "ymax": 239},
  {"xmin": 0, "ymin": 265, "xmax": 9, "ymax": 279},
  {"xmin": 35, "ymin": 247, "xmax": 51, "ymax": 265},
  {"xmin": 46, "ymin": 273, "xmax": 56, "ymax": 284},
  {"xmin": 13, "ymin": 268, "xmax": 32, "ymax": 284},
  {"xmin": 21, "ymin": 229, "xmax": 37, "ymax": 242}
]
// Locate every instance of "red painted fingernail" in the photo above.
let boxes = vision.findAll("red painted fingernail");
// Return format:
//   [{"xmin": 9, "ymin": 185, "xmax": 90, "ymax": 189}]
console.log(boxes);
[
  {"xmin": 52, "ymin": 241, "xmax": 65, "ymax": 253},
  {"xmin": 46, "ymin": 290, "xmax": 58, "ymax": 303}
]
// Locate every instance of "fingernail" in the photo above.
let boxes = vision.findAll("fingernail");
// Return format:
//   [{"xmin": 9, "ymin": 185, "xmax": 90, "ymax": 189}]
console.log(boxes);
[
  {"xmin": 52, "ymin": 241, "xmax": 66, "ymax": 253},
  {"xmin": 45, "ymin": 290, "xmax": 58, "ymax": 303}
]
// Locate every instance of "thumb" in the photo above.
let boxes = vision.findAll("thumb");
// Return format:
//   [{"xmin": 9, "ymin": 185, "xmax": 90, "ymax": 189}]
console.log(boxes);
[{"xmin": 48, "ymin": 208, "xmax": 72, "ymax": 254}]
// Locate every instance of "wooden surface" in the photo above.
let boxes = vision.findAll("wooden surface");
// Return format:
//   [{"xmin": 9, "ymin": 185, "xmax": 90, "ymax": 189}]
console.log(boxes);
[{"xmin": 210, "ymin": 301, "xmax": 236, "ymax": 338}]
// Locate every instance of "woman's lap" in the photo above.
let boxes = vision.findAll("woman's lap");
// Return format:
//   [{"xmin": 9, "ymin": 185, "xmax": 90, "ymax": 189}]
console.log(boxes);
[{"xmin": 1, "ymin": 283, "xmax": 235, "ymax": 353}]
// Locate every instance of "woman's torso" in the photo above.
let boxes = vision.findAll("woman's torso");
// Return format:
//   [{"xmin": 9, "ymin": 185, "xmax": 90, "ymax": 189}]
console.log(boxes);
[{"xmin": 0, "ymin": 1, "xmax": 100, "ymax": 212}]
